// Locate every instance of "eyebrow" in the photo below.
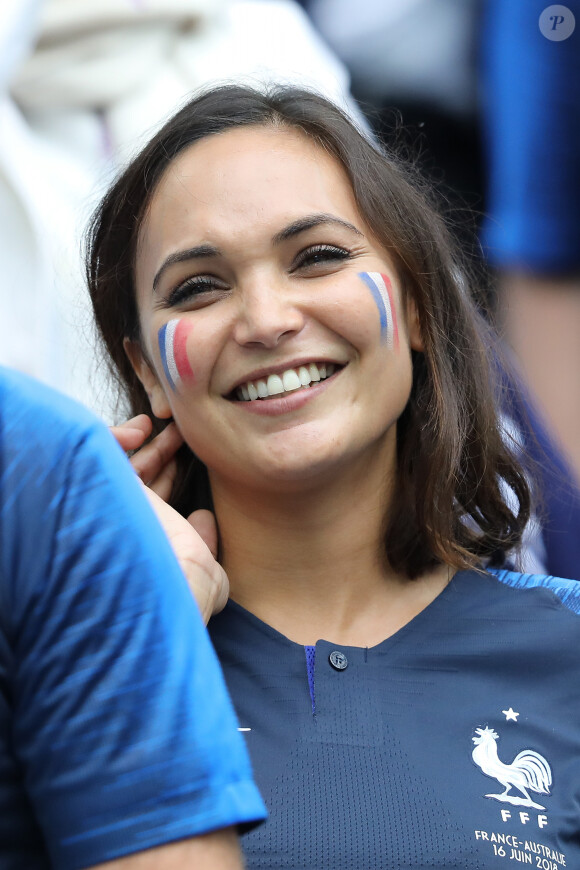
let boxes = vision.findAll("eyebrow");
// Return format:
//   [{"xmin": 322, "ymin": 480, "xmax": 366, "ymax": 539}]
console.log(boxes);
[
  {"xmin": 151, "ymin": 213, "xmax": 363, "ymax": 292},
  {"xmin": 153, "ymin": 243, "xmax": 219, "ymax": 292},
  {"xmin": 271, "ymin": 213, "xmax": 364, "ymax": 245}
]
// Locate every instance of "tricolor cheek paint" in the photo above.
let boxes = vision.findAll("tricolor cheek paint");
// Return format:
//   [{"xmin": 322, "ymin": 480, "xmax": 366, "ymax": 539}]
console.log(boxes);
[
  {"xmin": 358, "ymin": 272, "xmax": 399, "ymax": 349},
  {"xmin": 157, "ymin": 318, "xmax": 196, "ymax": 391}
]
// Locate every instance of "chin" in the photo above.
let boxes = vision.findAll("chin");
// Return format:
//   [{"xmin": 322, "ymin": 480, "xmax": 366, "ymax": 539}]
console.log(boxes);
[
  {"xmin": 266, "ymin": 459, "xmax": 337, "ymax": 485},
  {"xmin": 252, "ymin": 446, "xmax": 364, "ymax": 494},
  {"xmin": 209, "ymin": 448, "xmax": 345, "ymax": 495}
]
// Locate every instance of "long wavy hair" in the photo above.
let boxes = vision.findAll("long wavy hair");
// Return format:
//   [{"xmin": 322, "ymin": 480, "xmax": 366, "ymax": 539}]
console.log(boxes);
[{"xmin": 87, "ymin": 84, "xmax": 530, "ymax": 578}]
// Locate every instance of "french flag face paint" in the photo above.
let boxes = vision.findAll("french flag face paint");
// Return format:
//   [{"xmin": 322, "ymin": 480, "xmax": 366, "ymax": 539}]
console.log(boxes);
[
  {"xmin": 158, "ymin": 319, "xmax": 196, "ymax": 391},
  {"xmin": 358, "ymin": 272, "xmax": 399, "ymax": 349}
]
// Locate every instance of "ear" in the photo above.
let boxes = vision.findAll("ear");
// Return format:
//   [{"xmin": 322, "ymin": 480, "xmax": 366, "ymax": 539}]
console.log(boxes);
[
  {"xmin": 405, "ymin": 296, "xmax": 424, "ymax": 352},
  {"xmin": 124, "ymin": 338, "xmax": 173, "ymax": 419}
]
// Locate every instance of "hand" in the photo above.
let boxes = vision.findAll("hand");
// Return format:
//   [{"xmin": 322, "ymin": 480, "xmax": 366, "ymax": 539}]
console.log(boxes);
[
  {"xmin": 111, "ymin": 416, "xmax": 228, "ymax": 622},
  {"xmin": 144, "ymin": 487, "xmax": 229, "ymax": 624},
  {"xmin": 111, "ymin": 415, "xmax": 183, "ymax": 502}
]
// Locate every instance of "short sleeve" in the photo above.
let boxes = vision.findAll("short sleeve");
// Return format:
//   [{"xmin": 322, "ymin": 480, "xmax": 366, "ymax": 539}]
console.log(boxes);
[{"xmin": 0, "ymin": 371, "xmax": 266, "ymax": 869}]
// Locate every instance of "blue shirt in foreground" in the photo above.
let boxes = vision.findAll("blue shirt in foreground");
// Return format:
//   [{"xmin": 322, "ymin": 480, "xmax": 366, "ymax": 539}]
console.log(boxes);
[{"xmin": 0, "ymin": 367, "xmax": 266, "ymax": 869}]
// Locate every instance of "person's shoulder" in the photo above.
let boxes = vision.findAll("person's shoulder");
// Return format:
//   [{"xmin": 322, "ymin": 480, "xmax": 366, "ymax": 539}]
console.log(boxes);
[
  {"xmin": 0, "ymin": 366, "xmax": 99, "ymax": 438},
  {"xmin": 0, "ymin": 367, "xmax": 120, "ymax": 482},
  {"xmin": 486, "ymin": 566, "xmax": 580, "ymax": 616},
  {"xmin": 0, "ymin": 367, "xmax": 128, "ymax": 524}
]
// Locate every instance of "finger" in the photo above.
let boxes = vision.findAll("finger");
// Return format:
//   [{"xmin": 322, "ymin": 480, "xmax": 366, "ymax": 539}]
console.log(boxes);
[
  {"xmin": 130, "ymin": 423, "xmax": 184, "ymax": 484},
  {"xmin": 188, "ymin": 509, "xmax": 219, "ymax": 558},
  {"xmin": 118, "ymin": 414, "xmax": 153, "ymax": 435},
  {"xmin": 147, "ymin": 458, "xmax": 178, "ymax": 502},
  {"xmin": 111, "ymin": 427, "xmax": 146, "ymax": 452},
  {"xmin": 110, "ymin": 414, "xmax": 152, "ymax": 452}
]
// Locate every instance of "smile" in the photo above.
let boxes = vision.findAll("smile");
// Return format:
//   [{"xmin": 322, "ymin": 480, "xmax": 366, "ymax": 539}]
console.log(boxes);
[{"xmin": 235, "ymin": 362, "xmax": 337, "ymax": 402}]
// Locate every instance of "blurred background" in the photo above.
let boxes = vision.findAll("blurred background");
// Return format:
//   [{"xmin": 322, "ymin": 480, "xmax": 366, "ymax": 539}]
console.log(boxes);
[{"xmin": 1, "ymin": 0, "xmax": 578, "ymax": 576}]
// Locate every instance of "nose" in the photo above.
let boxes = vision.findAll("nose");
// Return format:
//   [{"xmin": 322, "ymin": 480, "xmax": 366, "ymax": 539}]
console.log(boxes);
[{"xmin": 232, "ymin": 279, "xmax": 305, "ymax": 349}]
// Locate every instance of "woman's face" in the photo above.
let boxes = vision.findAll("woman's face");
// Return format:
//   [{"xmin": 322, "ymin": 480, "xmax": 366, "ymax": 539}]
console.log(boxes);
[{"xmin": 130, "ymin": 125, "xmax": 422, "ymax": 493}]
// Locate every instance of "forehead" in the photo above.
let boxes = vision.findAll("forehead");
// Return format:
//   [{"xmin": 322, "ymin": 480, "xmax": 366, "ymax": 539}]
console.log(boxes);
[{"xmin": 138, "ymin": 126, "xmax": 360, "ymax": 253}]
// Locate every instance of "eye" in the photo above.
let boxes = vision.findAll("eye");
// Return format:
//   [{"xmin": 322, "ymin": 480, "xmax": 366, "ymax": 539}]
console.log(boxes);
[
  {"xmin": 291, "ymin": 244, "xmax": 352, "ymax": 272},
  {"xmin": 161, "ymin": 275, "xmax": 229, "ymax": 309}
]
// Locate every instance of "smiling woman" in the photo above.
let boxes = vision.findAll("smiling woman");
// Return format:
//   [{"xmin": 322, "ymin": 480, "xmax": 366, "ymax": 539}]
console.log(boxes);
[
  {"xmin": 86, "ymin": 85, "xmax": 580, "ymax": 869},
  {"xmin": 88, "ymin": 85, "xmax": 525, "ymax": 574}
]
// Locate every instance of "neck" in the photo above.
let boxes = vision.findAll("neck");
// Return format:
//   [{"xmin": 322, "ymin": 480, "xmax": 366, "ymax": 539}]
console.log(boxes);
[{"xmin": 210, "ymin": 460, "xmax": 449, "ymax": 646}]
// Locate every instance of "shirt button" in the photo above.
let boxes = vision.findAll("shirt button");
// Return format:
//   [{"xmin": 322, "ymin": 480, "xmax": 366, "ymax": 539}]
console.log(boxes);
[{"xmin": 329, "ymin": 650, "xmax": 348, "ymax": 670}]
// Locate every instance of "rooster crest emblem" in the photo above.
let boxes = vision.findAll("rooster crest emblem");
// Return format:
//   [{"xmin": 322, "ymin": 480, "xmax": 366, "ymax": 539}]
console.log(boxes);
[{"xmin": 472, "ymin": 726, "xmax": 552, "ymax": 810}]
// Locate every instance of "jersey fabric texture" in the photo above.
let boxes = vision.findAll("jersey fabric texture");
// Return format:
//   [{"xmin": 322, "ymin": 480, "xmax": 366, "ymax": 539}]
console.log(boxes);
[
  {"xmin": 0, "ymin": 367, "xmax": 266, "ymax": 870},
  {"xmin": 209, "ymin": 568, "xmax": 580, "ymax": 869}
]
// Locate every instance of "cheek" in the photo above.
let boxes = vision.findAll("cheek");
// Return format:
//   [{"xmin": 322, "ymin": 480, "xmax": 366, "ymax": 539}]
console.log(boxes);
[
  {"xmin": 157, "ymin": 318, "xmax": 197, "ymax": 392},
  {"xmin": 357, "ymin": 272, "xmax": 400, "ymax": 350}
]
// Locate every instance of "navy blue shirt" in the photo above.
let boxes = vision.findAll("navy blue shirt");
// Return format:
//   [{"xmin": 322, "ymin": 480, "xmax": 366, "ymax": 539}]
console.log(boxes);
[
  {"xmin": 210, "ymin": 568, "xmax": 580, "ymax": 869},
  {"xmin": 0, "ymin": 367, "xmax": 266, "ymax": 869}
]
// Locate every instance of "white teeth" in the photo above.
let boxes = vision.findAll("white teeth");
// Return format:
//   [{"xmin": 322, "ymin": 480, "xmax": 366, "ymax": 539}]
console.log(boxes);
[
  {"xmin": 309, "ymin": 363, "xmax": 321, "ymax": 382},
  {"xmin": 235, "ymin": 361, "xmax": 338, "ymax": 401},
  {"xmin": 282, "ymin": 369, "xmax": 301, "ymax": 392},
  {"xmin": 267, "ymin": 374, "xmax": 284, "ymax": 395}
]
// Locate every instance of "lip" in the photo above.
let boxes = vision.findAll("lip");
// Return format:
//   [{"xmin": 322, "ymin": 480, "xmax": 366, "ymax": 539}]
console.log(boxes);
[
  {"xmin": 232, "ymin": 371, "xmax": 337, "ymax": 415},
  {"xmin": 225, "ymin": 356, "xmax": 345, "ymax": 396}
]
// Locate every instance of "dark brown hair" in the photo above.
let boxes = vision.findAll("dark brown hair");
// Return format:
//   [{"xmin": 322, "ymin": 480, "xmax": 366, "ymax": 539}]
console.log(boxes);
[{"xmin": 87, "ymin": 83, "xmax": 530, "ymax": 578}]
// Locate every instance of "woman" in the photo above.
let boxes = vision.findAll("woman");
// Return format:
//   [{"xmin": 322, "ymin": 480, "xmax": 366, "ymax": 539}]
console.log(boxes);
[{"xmin": 87, "ymin": 85, "xmax": 580, "ymax": 869}]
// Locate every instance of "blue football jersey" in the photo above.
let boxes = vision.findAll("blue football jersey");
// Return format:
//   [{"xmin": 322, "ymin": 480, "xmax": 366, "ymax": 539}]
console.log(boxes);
[
  {"xmin": 0, "ymin": 367, "xmax": 265, "ymax": 869},
  {"xmin": 210, "ymin": 568, "xmax": 580, "ymax": 869}
]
